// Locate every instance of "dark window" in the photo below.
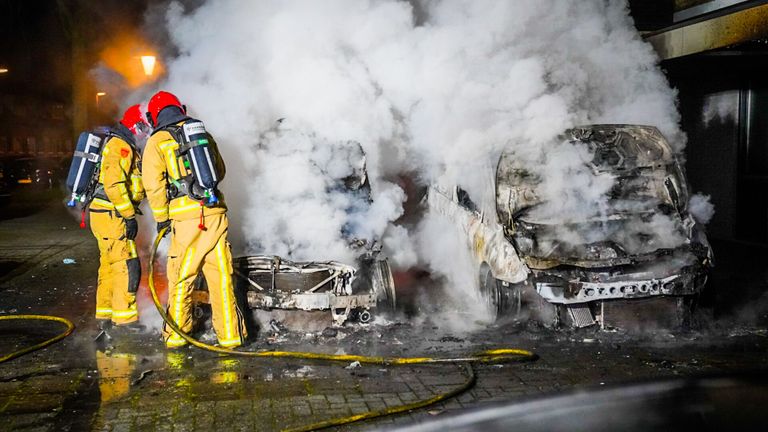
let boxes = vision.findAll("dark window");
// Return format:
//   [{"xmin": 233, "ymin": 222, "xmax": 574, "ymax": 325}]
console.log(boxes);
[
  {"xmin": 456, "ymin": 187, "xmax": 478, "ymax": 213},
  {"xmin": 736, "ymin": 81, "xmax": 768, "ymax": 242},
  {"xmin": 51, "ymin": 104, "xmax": 65, "ymax": 120},
  {"xmin": 746, "ymin": 86, "xmax": 768, "ymax": 176}
]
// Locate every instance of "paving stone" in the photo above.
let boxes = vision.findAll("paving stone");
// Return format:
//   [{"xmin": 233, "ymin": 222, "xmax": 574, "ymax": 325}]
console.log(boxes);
[
  {"xmin": 109, "ymin": 421, "xmax": 132, "ymax": 432},
  {"xmin": 365, "ymin": 401, "xmax": 387, "ymax": 411},
  {"xmin": 383, "ymin": 397, "xmax": 403, "ymax": 407},
  {"xmin": 326, "ymin": 394, "xmax": 345, "ymax": 404},
  {"xmin": 349, "ymin": 404, "xmax": 369, "ymax": 414}
]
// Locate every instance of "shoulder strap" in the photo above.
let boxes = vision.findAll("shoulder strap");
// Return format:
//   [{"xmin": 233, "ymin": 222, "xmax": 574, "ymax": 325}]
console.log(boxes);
[
  {"xmin": 164, "ymin": 124, "xmax": 184, "ymax": 143},
  {"xmin": 73, "ymin": 150, "xmax": 100, "ymax": 163}
]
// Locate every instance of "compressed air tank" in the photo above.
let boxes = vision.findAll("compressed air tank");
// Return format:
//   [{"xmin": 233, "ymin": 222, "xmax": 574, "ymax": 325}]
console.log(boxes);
[
  {"xmin": 65, "ymin": 132, "xmax": 103, "ymax": 207},
  {"xmin": 182, "ymin": 120, "xmax": 219, "ymax": 204}
]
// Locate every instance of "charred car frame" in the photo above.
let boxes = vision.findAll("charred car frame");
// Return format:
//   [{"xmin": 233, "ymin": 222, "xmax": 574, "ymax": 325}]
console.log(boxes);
[
  {"xmin": 233, "ymin": 255, "xmax": 396, "ymax": 326},
  {"xmin": 429, "ymin": 125, "xmax": 713, "ymax": 328},
  {"xmin": 193, "ymin": 142, "xmax": 397, "ymax": 325}
]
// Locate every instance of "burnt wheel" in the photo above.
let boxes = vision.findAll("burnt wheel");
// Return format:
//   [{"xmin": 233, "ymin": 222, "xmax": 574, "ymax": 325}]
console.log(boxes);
[
  {"xmin": 480, "ymin": 264, "xmax": 508, "ymax": 321},
  {"xmin": 372, "ymin": 259, "xmax": 396, "ymax": 313},
  {"xmin": 358, "ymin": 309, "xmax": 372, "ymax": 323}
]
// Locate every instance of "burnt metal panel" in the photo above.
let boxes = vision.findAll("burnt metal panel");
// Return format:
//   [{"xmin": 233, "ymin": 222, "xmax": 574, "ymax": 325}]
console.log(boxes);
[
  {"xmin": 646, "ymin": 2, "xmax": 768, "ymax": 59},
  {"xmin": 675, "ymin": 0, "xmax": 754, "ymax": 22}
]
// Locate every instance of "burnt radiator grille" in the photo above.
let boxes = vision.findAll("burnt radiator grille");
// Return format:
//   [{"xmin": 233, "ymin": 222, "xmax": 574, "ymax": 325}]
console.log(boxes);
[
  {"xmin": 246, "ymin": 271, "xmax": 332, "ymax": 292},
  {"xmin": 567, "ymin": 304, "xmax": 596, "ymax": 328}
]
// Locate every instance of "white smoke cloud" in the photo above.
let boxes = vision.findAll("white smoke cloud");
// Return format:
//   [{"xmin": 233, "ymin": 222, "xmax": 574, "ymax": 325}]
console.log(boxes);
[
  {"xmin": 689, "ymin": 193, "xmax": 715, "ymax": 225},
  {"xmin": 137, "ymin": 0, "xmax": 692, "ymax": 324},
  {"xmin": 524, "ymin": 140, "xmax": 615, "ymax": 224},
  {"xmin": 702, "ymin": 91, "xmax": 738, "ymax": 126},
  {"xmin": 413, "ymin": 212, "xmax": 490, "ymax": 331}
]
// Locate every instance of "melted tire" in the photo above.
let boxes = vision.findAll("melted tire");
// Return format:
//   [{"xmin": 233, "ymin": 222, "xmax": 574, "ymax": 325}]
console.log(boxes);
[
  {"xmin": 480, "ymin": 265, "xmax": 508, "ymax": 321},
  {"xmin": 372, "ymin": 259, "xmax": 397, "ymax": 313}
]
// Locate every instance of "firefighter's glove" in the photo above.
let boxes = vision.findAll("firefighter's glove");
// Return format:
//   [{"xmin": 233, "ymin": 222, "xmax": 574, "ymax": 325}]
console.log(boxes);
[
  {"xmin": 157, "ymin": 220, "xmax": 172, "ymax": 238},
  {"xmin": 124, "ymin": 217, "xmax": 138, "ymax": 240}
]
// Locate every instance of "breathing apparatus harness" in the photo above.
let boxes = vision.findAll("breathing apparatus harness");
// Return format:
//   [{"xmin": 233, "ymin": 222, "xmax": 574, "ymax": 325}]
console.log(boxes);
[
  {"xmin": 155, "ymin": 118, "xmax": 222, "ymax": 230},
  {"xmin": 65, "ymin": 126, "xmax": 141, "ymax": 229}
]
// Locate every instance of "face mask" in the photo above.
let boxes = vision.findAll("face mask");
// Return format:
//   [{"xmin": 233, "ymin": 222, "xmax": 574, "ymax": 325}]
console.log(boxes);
[{"xmin": 132, "ymin": 122, "xmax": 151, "ymax": 142}]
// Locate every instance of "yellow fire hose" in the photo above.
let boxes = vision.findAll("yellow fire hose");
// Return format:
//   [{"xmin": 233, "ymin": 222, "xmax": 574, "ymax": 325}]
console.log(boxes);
[
  {"xmin": 0, "ymin": 315, "xmax": 75, "ymax": 363},
  {"xmin": 148, "ymin": 227, "xmax": 536, "ymax": 431}
]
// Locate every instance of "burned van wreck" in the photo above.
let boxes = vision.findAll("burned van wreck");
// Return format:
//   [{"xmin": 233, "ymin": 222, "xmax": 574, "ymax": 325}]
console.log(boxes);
[
  {"xmin": 429, "ymin": 125, "xmax": 713, "ymax": 328},
  {"xmin": 233, "ymin": 255, "xmax": 396, "ymax": 326},
  {"xmin": 193, "ymin": 142, "xmax": 397, "ymax": 325}
]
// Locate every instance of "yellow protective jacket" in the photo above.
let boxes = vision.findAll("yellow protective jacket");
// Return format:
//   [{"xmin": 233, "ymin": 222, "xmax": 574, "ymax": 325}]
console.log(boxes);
[
  {"xmin": 142, "ymin": 120, "xmax": 227, "ymax": 222},
  {"xmin": 90, "ymin": 135, "xmax": 145, "ymax": 219}
]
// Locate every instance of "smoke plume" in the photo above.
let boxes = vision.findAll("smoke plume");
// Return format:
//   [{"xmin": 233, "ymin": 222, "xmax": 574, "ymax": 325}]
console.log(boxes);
[
  {"xmin": 689, "ymin": 193, "xmax": 715, "ymax": 225},
  {"xmin": 133, "ymin": 0, "xmax": 697, "ymax": 325}
]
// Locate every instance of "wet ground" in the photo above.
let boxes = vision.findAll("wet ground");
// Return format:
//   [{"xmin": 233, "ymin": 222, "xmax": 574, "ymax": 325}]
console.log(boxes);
[{"xmin": 1, "ymin": 188, "xmax": 767, "ymax": 431}]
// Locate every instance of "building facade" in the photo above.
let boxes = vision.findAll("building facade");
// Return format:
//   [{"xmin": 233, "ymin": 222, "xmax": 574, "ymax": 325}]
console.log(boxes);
[
  {"xmin": 0, "ymin": 93, "xmax": 71, "ymax": 157},
  {"xmin": 637, "ymin": 0, "xmax": 768, "ymax": 244}
]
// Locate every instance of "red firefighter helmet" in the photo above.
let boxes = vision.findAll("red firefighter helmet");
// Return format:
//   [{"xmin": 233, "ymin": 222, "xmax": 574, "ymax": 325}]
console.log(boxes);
[
  {"xmin": 146, "ymin": 91, "xmax": 184, "ymax": 126},
  {"xmin": 119, "ymin": 104, "xmax": 149, "ymax": 135}
]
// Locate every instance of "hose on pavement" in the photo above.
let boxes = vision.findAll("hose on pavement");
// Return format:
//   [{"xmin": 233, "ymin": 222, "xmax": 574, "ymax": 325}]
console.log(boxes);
[
  {"xmin": 149, "ymin": 227, "xmax": 536, "ymax": 431},
  {"xmin": 0, "ymin": 314, "xmax": 75, "ymax": 363}
]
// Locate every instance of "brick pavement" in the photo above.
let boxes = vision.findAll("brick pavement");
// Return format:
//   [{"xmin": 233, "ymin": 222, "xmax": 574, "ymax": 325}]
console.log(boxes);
[{"xmin": 3, "ymin": 334, "xmax": 766, "ymax": 431}]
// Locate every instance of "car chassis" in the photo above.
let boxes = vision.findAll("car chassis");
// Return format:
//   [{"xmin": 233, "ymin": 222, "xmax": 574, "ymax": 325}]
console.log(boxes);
[{"xmin": 231, "ymin": 255, "xmax": 396, "ymax": 325}]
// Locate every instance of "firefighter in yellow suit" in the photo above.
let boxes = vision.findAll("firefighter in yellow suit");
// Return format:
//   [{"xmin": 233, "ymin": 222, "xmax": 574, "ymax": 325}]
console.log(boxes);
[
  {"xmin": 90, "ymin": 105, "xmax": 148, "ymax": 329},
  {"xmin": 142, "ymin": 91, "xmax": 247, "ymax": 349}
]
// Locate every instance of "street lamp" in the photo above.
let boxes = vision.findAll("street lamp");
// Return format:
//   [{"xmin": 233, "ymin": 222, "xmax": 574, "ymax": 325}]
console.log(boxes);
[
  {"xmin": 96, "ymin": 92, "xmax": 107, "ymax": 110},
  {"xmin": 0, "ymin": 68, "xmax": 8, "ymax": 74},
  {"xmin": 140, "ymin": 55, "xmax": 156, "ymax": 77}
]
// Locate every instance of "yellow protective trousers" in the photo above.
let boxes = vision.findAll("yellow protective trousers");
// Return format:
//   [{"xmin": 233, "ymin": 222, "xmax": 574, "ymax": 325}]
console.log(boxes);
[
  {"xmin": 90, "ymin": 209, "xmax": 140, "ymax": 325},
  {"xmin": 163, "ymin": 213, "xmax": 246, "ymax": 348}
]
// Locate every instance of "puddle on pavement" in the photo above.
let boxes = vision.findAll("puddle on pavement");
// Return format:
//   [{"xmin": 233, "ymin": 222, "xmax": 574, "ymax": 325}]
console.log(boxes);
[{"xmin": 0, "ymin": 260, "xmax": 22, "ymax": 278}]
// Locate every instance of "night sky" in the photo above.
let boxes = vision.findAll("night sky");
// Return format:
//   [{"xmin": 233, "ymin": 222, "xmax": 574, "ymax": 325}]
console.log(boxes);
[
  {"xmin": 0, "ymin": 0, "xmax": 669, "ymax": 105},
  {"xmin": 0, "ymin": 0, "xmax": 148, "ymax": 100}
]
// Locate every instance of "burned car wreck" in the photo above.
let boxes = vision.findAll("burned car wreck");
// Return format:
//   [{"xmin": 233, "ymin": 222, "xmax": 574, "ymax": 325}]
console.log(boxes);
[
  {"xmin": 429, "ymin": 124, "xmax": 712, "ymax": 328},
  {"xmin": 233, "ymin": 254, "xmax": 395, "ymax": 326},
  {"xmin": 193, "ymin": 142, "xmax": 396, "ymax": 326}
]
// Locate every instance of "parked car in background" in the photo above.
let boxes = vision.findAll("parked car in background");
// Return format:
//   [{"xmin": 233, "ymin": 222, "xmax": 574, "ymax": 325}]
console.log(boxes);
[
  {"xmin": 428, "ymin": 124, "xmax": 713, "ymax": 329},
  {"xmin": 8, "ymin": 157, "xmax": 62, "ymax": 190}
]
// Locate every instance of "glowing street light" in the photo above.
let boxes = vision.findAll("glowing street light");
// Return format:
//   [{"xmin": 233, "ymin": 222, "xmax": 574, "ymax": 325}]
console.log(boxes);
[
  {"xmin": 140, "ymin": 55, "xmax": 156, "ymax": 76},
  {"xmin": 0, "ymin": 68, "xmax": 8, "ymax": 74},
  {"xmin": 96, "ymin": 92, "xmax": 107, "ymax": 110}
]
